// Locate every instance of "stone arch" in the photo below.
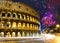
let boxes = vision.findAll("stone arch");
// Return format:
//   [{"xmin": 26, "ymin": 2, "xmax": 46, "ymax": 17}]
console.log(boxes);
[
  {"xmin": 17, "ymin": 13, "xmax": 20, "ymax": 19},
  {"xmin": 18, "ymin": 22, "xmax": 21, "ymax": 28},
  {"xmin": 1, "ymin": 11, "xmax": 6, "ymax": 17},
  {"xmin": 12, "ymin": 22, "xmax": 16, "ymax": 28},
  {"xmin": 12, "ymin": 13, "xmax": 17, "ymax": 18},
  {"xmin": 7, "ymin": 12, "xmax": 11, "ymax": 17},
  {"xmin": 6, "ymin": 22, "xmax": 11, "ymax": 28}
]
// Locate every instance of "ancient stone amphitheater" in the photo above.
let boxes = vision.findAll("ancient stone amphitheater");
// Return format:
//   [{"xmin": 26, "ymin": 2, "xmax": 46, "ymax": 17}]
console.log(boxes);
[{"xmin": 0, "ymin": 0, "xmax": 40, "ymax": 37}]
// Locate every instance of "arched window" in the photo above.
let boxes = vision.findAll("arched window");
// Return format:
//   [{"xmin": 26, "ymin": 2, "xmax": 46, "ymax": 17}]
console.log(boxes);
[
  {"xmin": 26, "ymin": 8, "xmax": 28, "ymax": 11},
  {"xmin": 23, "ymin": 23, "xmax": 25, "ymax": 27},
  {"xmin": 12, "ymin": 22, "xmax": 16, "ymax": 28},
  {"xmin": 6, "ymin": 22, "xmax": 11, "ymax": 28},
  {"xmin": 17, "ymin": 32, "xmax": 21, "ymax": 37},
  {"xmin": 13, "ymin": 13, "xmax": 16, "ymax": 18},
  {"xmin": 7, "ymin": 13, "xmax": 11, "ymax": 17},
  {"xmin": 17, "ymin": 14, "xmax": 20, "ymax": 18},
  {"xmin": 33, "ymin": 24, "xmax": 34, "ymax": 28},
  {"xmin": 30, "ymin": 16, "xmax": 32, "ymax": 21},
  {"xmin": 30, "ymin": 24, "xmax": 32, "ymax": 28},
  {"xmin": 1, "ymin": 13, "xmax": 5, "ymax": 17},
  {"xmin": 27, "ymin": 23, "xmax": 29, "ymax": 28},
  {"xmin": 1, "ymin": 32, "xmax": 4, "ymax": 37},
  {"xmin": 18, "ymin": 22, "xmax": 21, "ymax": 27},
  {"xmin": 12, "ymin": 32, "xmax": 15, "ymax": 37},
  {"xmin": 30, "ymin": 32, "xmax": 33, "ymax": 36},
  {"xmin": 19, "ymin": 6, "xmax": 21, "ymax": 8},
  {"xmin": 21, "ymin": 15, "xmax": 24, "ymax": 19},
  {"xmin": 26, "ymin": 16, "xmax": 29, "ymax": 20},
  {"xmin": 33, "ymin": 17, "xmax": 34, "ymax": 22},
  {"xmin": 1, "ymin": 21, "xmax": 5, "ymax": 27},
  {"xmin": 7, "ymin": 24, "xmax": 9, "ymax": 27}
]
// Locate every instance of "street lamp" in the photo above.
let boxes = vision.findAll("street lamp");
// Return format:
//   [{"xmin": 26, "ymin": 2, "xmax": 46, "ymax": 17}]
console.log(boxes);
[{"xmin": 56, "ymin": 24, "xmax": 60, "ymax": 28}]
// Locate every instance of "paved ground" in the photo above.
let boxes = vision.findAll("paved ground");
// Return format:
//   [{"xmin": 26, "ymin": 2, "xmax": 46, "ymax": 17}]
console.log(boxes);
[
  {"xmin": 0, "ymin": 34, "xmax": 59, "ymax": 43},
  {"xmin": 0, "ymin": 37, "xmax": 44, "ymax": 43},
  {"xmin": 44, "ymin": 36, "xmax": 60, "ymax": 43}
]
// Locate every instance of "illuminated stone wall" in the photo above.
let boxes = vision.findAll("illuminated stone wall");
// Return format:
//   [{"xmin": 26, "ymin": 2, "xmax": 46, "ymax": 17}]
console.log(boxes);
[{"xmin": 0, "ymin": 1, "xmax": 40, "ymax": 37}]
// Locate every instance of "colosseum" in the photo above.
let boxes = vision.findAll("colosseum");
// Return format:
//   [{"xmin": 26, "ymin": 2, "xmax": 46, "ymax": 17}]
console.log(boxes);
[{"xmin": 0, "ymin": 0, "xmax": 40, "ymax": 37}]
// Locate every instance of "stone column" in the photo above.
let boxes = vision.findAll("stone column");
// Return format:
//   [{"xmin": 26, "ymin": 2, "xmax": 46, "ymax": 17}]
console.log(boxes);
[
  {"xmin": 35, "ymin": 25, "xmax": 36, "ymax": 29},
  {"xmin": 33, "ymin": 33, "xmax": 35, "ymax": 37},
  {"xmin": 30, "ymin": 16, "xmax": 32, "ymax": 21},
  {"xmin": 24, "ymin": 15, "xmax": 26, "ymax": 20},
  {"xmin": 22, "ymin": 31, "xmax": 25, "ymax": 37},
  {"xmin": 26, "ymin": 32, "xmax": 29, "ymax": 37},
  {"xmin": 27, "ymin": 16, "xmax": 29, "ymax": 20},
  {"xmin": 16, "ymin": 22, "xmax": 18, "ymax": 28},
  {"xmin": 20, "ymin": 14, "xmax": 22, "ymax": 19},
  {"xmin": 6, "ymin": 32, "xmax": 11, "ymax": 37},
  {"xmin": 30, "ymin": 24, "xmax": 32, "ymax": 29},
  {"xmin": 36, "ymin": 32, "xmax": 39, "ymax": 36},
  {"xmin": 32, "ymin": 17, "xmax": 34, "ymax": 22},
  {"xmin": 27, "ymin": 23, "xmax": 29, "ymax": 28}
]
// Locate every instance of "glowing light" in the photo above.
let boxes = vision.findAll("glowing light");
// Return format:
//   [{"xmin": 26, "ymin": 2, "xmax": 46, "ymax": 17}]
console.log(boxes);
[
  {"xmin": 50, "ymin": 14, "xmax": 53, "ymax": 17},
  {"xmin": 55, "ymin": 36, "xmax": 60, "ymax": 43},
  {"xmin": 42, "ymin": 15, "xmax": 56, "ymax": 27},
  {"xmin": 56, "ymin": 24, "xmax": 60, "ymax": 28},
  {"xmin": 44, "ymin": 34, "xmax": 55, "ymax": 40}
]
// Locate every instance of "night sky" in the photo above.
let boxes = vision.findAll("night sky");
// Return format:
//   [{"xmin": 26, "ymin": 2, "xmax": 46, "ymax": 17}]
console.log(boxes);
[
  {"xmin": 12, "ymin": 0, "xmax": 47, "ymax": 23},
  {"xmin": 12, "ymin": 0, "xmax": 60, "ymax": 15},
  {"xmin": 12, "ymin": 0, "xmax": 60, "ymax": 30}
]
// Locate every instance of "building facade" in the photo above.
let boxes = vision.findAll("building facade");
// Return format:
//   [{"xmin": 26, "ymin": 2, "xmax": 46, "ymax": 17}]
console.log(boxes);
[{"xmin": 0, "ymin": 0, "xmax": 40, "ymax": 37}]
